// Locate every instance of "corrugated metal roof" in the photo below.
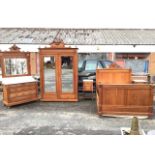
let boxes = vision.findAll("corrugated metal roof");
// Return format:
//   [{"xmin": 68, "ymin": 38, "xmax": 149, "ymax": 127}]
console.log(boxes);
[{"xmin": 0, "ymin": 28, "xmax": 155, "ymax": 45}]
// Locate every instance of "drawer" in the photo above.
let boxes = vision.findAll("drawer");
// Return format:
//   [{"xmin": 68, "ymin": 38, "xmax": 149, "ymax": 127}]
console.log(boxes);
[
  {"xmin": 9, "ymin": 94, "xmax": 37, "ymax": 102},
  {"xmin": 9, "ymin": 90, "xmax": 36, "ymax": 98},
  {"xmin": 83, "ymin": 85, "xmax": 93, "ymax": 91},
  {"xmin": 83, "ymin": 81, "xmax": 93, "ymax": 91},
  {"xmin": 8, "ymin": 83, "xmax": 37, "ymax": 93},
  {"xmin": 8, "ymin": 82, "xmax": 36, "ymax": 88}
]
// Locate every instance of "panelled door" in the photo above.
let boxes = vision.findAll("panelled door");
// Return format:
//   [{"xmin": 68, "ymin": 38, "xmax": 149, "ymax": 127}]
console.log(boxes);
[{"xmin": 39, "ymin": 44, "xmax": 78, "ymax": 102}]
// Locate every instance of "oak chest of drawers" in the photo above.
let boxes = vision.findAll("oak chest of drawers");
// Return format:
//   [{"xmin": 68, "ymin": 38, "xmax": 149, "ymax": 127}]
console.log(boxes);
[{"xmin": 3, "ymin": 82, "xmax": 38, "ymax": 106}]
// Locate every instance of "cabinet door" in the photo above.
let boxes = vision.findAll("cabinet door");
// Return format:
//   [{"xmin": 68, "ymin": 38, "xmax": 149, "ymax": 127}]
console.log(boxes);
[
  {"xmin": 59, "ymin": 56, "xmax": 76, "ymax": 99},
  {"xmin": 42, "ymin": 56, "xmax": 58, "ymax": 99}
]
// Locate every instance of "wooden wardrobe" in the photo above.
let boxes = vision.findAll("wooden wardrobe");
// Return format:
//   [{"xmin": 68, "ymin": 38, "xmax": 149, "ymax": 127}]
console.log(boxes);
[{"xmin": 39, "ymin": 41, "xmax": 78, "ymax": 102}]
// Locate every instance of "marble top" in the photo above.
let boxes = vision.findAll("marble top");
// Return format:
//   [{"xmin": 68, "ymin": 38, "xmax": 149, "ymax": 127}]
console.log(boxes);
[
  {"xmin": 0, "ymin": 75, "xmax": 2, "ymax": 82},
  {"xmin": 2, "ymin": 76, "xmax": 37, "ymax": 85},
  {"xmin": 132, "ymin": 79, "xmax": 147, "ymax": 83}
]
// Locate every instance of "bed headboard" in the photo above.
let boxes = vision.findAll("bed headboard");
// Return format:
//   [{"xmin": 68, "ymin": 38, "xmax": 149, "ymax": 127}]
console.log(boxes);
[{"xmin": 96, "ymin": 68, "xmax": 132, "ymax": 85}]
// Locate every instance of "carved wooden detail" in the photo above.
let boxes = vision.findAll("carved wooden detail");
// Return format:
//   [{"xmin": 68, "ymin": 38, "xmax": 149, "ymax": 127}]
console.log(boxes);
[
  {"xmin": 49, "ymin": 40, "xmax": 65, "ymax": 48},
  {"xmin": 9, "ymin": 44, "xmax": 21, "ymax": 52}
]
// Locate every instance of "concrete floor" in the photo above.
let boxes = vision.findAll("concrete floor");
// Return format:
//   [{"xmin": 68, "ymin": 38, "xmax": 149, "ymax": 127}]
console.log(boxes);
[{"xmin": 0, "ymin": 94, "xmax": 155, "ymax": 135}]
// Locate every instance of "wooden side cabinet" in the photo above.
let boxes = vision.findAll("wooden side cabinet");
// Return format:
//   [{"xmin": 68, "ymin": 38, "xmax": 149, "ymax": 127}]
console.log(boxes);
[
  {"xmin": 83, "ymin": 80, "xmax": 93, "ymax": 92},
  {"xmin": 82, "ymin": 79, "xmax": 94, "ymax": 100}
]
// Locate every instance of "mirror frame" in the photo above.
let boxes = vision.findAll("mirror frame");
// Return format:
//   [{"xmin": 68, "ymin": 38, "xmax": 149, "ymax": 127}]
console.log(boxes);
[{"xmin": 1, "ymin": 44, "xmax": 31, "ymax": 78}]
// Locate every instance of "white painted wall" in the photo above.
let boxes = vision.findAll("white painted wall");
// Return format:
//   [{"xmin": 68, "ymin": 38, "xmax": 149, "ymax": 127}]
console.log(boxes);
[{"xmin": 1, "ymin": 44, "xmax": 155, "ymax": 53}]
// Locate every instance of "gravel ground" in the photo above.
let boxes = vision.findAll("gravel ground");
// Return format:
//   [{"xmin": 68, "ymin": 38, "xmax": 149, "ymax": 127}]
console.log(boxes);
[{"xmin": 0, "ymin": 93, "xmax": 155, "ymax": 135}]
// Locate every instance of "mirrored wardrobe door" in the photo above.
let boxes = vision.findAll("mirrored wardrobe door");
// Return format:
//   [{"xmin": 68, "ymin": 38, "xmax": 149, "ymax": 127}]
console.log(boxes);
[
  {"xmin": 43, "ymin": 56, "xmax": 56, "ymax": 93},
  {"xmin": 61, "ymin": 56, "xmax": 74, "ymax": 93}
]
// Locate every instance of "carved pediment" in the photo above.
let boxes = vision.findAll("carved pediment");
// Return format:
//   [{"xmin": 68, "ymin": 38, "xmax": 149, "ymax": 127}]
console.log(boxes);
[
  {"xmin": 50, "ymin": 39, "xmax": 65, "ymax": 48},
  {"xmin": 9, "ymin": 44, "xmax": 21, "ymax": 52}
]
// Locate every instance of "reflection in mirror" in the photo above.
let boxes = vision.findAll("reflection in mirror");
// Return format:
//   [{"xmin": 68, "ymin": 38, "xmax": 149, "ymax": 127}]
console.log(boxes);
[
  {"xmin": 61, "ymin": 56, "xmax": 73, "ymax": 93},
  {"xmin": 5, "ymin": 58, "xmax": 28, "ymax": 76},
  {"xmin": 44, "ymin": 56, "xmax": 56, "ymax": 92},
  {"xmin": 0, "ymin": 60, "xmax": 2, "ymax": 75}
]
